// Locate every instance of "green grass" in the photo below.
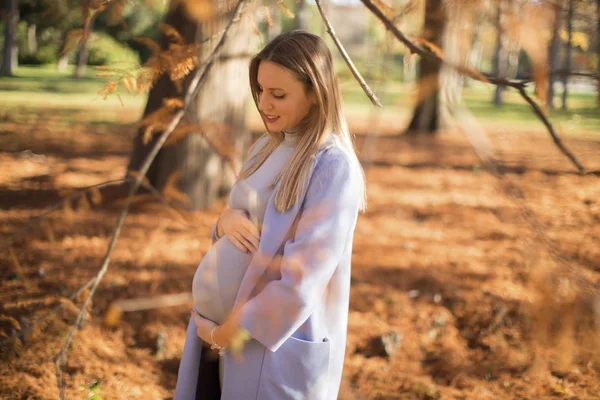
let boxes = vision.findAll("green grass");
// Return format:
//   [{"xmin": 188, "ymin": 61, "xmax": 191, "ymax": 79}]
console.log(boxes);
[
  {"xmin": 339, "ymin": 77, "xmax": 600, "ymax": 136},
  {"xmin": 0, "ymin": 65, "xmax": 113, "ymax": 93},
  {"xmin": 1, "ymin": 65, "xmax": 599, "ymax": 136},
  {"xmin": 0, "ymin": 65, "xmax": 146, "ymax": 124}
]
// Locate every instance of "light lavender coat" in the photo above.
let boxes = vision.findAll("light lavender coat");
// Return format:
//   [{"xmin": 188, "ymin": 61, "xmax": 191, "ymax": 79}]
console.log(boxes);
[{"xmin": 175, "ymin": 135, "xmax": 361, "ymax": 400}]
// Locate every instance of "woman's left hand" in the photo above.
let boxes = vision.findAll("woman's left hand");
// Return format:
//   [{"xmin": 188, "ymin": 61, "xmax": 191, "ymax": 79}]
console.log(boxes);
[
  {"xmin": 191, "ymin": 311, "xmax": 218, "ymax": 344},
  {"xmin": 191, "ymin": 310, "xmax": 251, "ymax": 354}
]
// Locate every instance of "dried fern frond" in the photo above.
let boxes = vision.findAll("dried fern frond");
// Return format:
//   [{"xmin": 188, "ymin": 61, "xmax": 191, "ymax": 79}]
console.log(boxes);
[
  {"xmin": 120, "ymin": 76, "xmax": 136, "ymax": 94},
  {"xmin": 126, "ymin": 170, "xmax": 152, "ymax": 188},
  {"xmin": 180, "ymin": 0, "xmax": 216, "ymax": 22},
  {"xmin": 106, "ymin": 0, "xmax": 130, "ymax": 28},
  {"xmin": 244, "ymin": 11, "xmax": 262, "ymax": 40},
  {"xmin": 0, "ymin": 334, "xmax": 24, "ymax": 363},
  {"xmin": 161, "ymin": 170, "xmax": 192, "ymax": 207},
  {"xmin": 262, "ymin": 5, "xmax": 273, "ymax": 28},
  {"xmin": 0, "ymin": 316, "xmax": 22, "ymax": 332},
  {"xmin": 412, "ymin": 37, "xmax": 444, "ymax": 58},
  {"xmin": 98, "ymin": 80, "xmax": 118, "ymax": 100},
  {"xmin": 216, "ymin": 0, "xmax": 239, "ymax": 13},
  {"xmin": 170, "ymin": 54, "xmax": 200, "ymax": 82},
  {"xmin": 162, "ymin": 97, "xmax": 184, "ymax": 110},
  {"xmin": 372, "ymin": 0, "xmax": 395, "ymax": 18},
  {"xmin": 59, "ymin": 29, "xmax": 86, "ymax": 56},
  {"xmin": 160, "ymin": 23, "xmax": 185, "ymax": 45},
  {"xmin": 134, "ymin": 36, "xmax": 162, "ymax": 55},
  {"xmin": 138, "ymin": 98, "xmax": 184, "ymax": 144},
  {"xmin": 3, "ymin": 297, "xmax": 57, "ymax": 312},
  {"xmin": 275, "ymin": 0, "xmax": 295, "ymax": 18},
  {"xmin": 136, "ymin": 68, "xmax": 157, "ymax": 93}
]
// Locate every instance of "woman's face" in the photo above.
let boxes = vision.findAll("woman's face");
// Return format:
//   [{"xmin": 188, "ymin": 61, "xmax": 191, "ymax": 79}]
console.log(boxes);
[{"xmin": 256, "ymin": 60, "xmax": 314, "ymax": 133}]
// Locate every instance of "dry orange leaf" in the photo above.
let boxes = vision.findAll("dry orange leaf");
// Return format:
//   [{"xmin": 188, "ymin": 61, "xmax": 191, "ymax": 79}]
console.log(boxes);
[{"xmin": 276, "ymin": 0, "xmax": 295, "ymax": 18}]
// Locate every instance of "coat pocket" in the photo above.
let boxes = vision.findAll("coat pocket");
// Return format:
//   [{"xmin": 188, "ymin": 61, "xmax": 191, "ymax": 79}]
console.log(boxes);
[{"xmin": 257, "ymin": 336, "xmax": 331, "ymax": 400}]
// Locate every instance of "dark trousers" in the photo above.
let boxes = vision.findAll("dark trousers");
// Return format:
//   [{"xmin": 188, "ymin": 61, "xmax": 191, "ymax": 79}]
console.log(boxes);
[{"xmin": 196, "ymin": 345, "xmax": 221, "ymax": 400}]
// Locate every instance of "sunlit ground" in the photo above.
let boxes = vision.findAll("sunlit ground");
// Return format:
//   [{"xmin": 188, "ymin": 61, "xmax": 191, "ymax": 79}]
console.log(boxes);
[{"xmin": 1, "ymin": 64, "xmax": 599, "ymax": 399}]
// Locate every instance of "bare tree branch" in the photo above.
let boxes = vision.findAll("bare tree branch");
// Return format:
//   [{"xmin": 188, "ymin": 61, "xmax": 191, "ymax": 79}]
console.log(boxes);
[
  {"xmin": 314, "ymin": 0, "xmax": 382, "ymax": 107},
  {"xmin": 515, "ymin": 85, "xmax": 585, "ymax": 171},
  {"xmin": 52, "ymin": 1, "xmax": 248, "ymax": 397},
  {"xmin": 360, "ymin": 0, "xmax": 586, "ymax": 174},
  {"xmin": 515, "ymin": 69, "xmax": 600, "ymax": 84}
]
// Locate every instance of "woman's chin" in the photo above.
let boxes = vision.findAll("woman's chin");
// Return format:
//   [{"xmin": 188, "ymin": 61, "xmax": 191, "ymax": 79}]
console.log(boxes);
[{"xmin": 266, "ymin": 126, "xmax": 283, "ymax": 134}]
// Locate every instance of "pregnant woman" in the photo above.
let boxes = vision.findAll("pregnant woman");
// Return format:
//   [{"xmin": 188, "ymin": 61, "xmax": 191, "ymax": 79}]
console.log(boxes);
[{"xmin": 175, "ymin": 30, "xmax": 366, "ymax": 400}]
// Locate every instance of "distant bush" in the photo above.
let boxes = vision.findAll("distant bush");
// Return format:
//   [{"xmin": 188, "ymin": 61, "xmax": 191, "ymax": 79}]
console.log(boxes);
[
  {"xmin": 17, "ymin": 28, "xmax": 139, "ymax": 67},
  {"xmin": 86, "ymin": 32, "xmax": 140, "ymax": 66}
]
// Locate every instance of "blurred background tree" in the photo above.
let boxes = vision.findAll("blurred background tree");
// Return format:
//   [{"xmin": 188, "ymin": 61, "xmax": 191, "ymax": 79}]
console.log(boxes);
[
  {"xmin": 127, "ymin": 0, "xmax": 260, "ymax": 209},
  {"xmin": 1, "ymin": 0, "xmax": 18, "ymax": 76}
]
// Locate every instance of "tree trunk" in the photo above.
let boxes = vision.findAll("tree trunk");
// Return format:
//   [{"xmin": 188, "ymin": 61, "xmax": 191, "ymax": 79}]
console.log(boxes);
[
  {"xmin": 561, "ymin": 0, "xmax": 574, "ymax": 110},
  {"xmin": 73, "ymin": 44, "xmax": 89, "ymax": 78},
  {"xmin": 27, "ymin": 24, "xmax": 37, "ymax": 54},
  {"xmin": 506, "ymin": 41, "xmax": 521, "ymax": 79},
  {"xmin": 267, "ymin": 5, "xmax": 282, "ymax": 41},
  {"xmin": 440, "ymin": 2, "xmax": 468, "ymax": 114},
  {"xmin": 464, "ymin": 22, "xmax": 483, "ymax": 89},
  {"xmin": 127, "ymin": 2, "xmax": 256, "ymax": 210},
  {"xmin": 295, "ymin": 0, "xmax": 310, "ymax": 31},
  {"xmin": 492, "ymin": 3, "xmax": 506, "ymax": 106},
  {"xmin": 1, "ymin": 0, "xmax": 18, "ymax": 77},
  {"xmin": 57, "ymin": 54, "xmax": 70, "ymax": 72},
  {"xmin": 73, "ymin": 19, "xmax": 94, "ymax": 79},
  {"xmin": 547, "ymin": 5, "xmax": 561, "ymax": 111},
  {"xmin": 405, "ymin": 0, "xmax": 446, "ymax": 135}
]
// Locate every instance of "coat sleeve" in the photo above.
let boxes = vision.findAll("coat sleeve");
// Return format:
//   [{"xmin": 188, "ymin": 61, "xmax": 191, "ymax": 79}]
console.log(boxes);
[{"xmin": 237, "ymin": 151, "xmax": 360, "ymax": 351}]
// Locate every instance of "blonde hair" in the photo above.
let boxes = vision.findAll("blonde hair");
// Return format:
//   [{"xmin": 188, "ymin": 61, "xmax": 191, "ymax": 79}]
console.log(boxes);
[{"xmin": 239, "ymin": 30, "xmax": 366, "ymax": 212}]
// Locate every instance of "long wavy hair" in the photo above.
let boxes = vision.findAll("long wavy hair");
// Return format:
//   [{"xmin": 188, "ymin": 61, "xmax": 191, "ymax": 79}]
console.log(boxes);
[{"xmin": 238, "ymin": 30, "xmax": 366, "ymax": 212}]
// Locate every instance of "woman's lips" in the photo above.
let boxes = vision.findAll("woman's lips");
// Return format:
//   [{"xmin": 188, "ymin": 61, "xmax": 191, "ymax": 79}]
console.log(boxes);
[{"xmin": 264, "ymin": 115, "xmax": 279, "ymax": 124}]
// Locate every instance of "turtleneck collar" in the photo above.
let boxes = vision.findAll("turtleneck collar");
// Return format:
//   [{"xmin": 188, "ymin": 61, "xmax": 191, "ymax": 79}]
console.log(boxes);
[{"xmin": 282, "ymin": 128, "xmax": 300, "ymax": 144}]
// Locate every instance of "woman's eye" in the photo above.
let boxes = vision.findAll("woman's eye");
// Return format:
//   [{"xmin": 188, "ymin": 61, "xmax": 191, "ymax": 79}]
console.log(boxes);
[{"xmin": 273, "ymin": 94, "xmax": 286, "ymax": 99}]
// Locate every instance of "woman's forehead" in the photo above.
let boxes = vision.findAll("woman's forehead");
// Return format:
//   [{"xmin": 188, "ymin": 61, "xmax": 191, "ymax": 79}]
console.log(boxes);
[{"xmin": 257, "ymin": 60, "xmax": 300, "ymax": 89}]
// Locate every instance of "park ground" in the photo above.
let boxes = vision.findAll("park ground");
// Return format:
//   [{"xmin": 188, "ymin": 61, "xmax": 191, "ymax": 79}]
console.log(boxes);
[{"xmin": 1, "ymin": 66, "xmax": 600, "ymax": 399}]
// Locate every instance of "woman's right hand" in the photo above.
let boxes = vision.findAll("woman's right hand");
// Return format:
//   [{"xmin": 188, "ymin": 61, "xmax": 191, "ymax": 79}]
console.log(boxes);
[{"xmin": 218, "ymin": 208, "xmax": 260, "ymax": 253}]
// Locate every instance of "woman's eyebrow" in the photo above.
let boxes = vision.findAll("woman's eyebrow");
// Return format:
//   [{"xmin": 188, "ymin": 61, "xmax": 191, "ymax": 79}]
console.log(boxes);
[{"xmin": 257, "ymin": 83, "xmax": 285, "ymax": 91}]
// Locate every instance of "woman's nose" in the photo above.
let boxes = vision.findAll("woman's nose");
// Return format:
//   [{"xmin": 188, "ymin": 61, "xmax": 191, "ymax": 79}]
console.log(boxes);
[{"xmin": 258, "ymin": 93, "xmax": 272, "ymax": 111}]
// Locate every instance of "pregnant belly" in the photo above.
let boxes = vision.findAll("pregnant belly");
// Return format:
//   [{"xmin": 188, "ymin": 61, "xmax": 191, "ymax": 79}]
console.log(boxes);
[{"xmin": 192, "ymin": 237, "xmax": 253, "ymax": 324}]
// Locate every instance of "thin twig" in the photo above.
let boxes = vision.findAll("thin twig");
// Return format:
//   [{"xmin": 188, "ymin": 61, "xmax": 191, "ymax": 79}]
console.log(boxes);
[
  {"xmin": 0, "ymin": 177, "xmax": 189, "ymax": 252},
  {"xmin": 52, "ymin": 1, "xmax": 247, "ymax": 398},
  {"xmin": 514, "ymin": 69, "xmax": 600, "ymax": 84},
  {"xmin": 314, "ymin": 0, "xmax": 382, "ymax": 107},
  {"xmin": 360, "ymin": 0, "xmax": 586, "ymax": 174},
  {"xmin": 515, "ymin": 85, "xmax": 585, "ymax": 172}
]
